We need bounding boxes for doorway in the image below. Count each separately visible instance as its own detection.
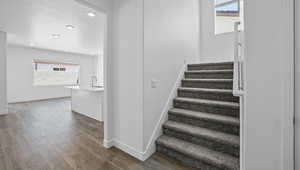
[0,0,109,148]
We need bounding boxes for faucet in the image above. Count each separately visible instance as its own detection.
[91,76,98,88]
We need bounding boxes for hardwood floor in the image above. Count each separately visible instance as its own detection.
[0,98,196,170]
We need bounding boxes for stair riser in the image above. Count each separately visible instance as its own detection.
[182,80,233,89]
[163,128,239,157]
[188,64,233,71]
[185,72,233,79]
[178,90,239,102]
[156,144,232,170]
[169,113,239,135]
[173,100,239,117]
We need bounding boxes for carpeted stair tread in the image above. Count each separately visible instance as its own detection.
[178,87,233,94]
[187,62,234,71]
[188,62,233,67]
[178,87,239,102]
[181,79,233,90]
[163,121,239,147]
[186,70,233,73]
[182,78,233,82]
[157,135,239,170]
[156,61,240,169]
[169,108,239,126]
[174,97,239,109]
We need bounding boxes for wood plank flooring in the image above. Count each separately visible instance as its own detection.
[0,98,196,170]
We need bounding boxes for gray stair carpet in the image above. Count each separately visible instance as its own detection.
[178,87,239,102]
[185,70,233,79]
[182,79,233,89]
[156,61,240,170]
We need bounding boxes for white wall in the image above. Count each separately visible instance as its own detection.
[79,54,96,88]
[94,55,104,86]
[112,0,144,153]
[199,0,235,62]
[296,0,300,169]
[215,16,240,35]
[79,0,146,156]
[143,0,199,150]
[7,45,96,103]
[82,0,200,160]
[244,0,294,169]
[112,0,200,157]
[0,31,7,114]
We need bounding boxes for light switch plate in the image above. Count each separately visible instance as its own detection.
[151,79,158,88]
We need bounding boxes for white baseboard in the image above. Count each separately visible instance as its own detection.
[103,139,114,148]
[142,62,187,161]
[103,139,153,161]
[8,96,71,104]
[0,112,8,116]
[0,106,8,115]
[141,144,156,161]
[113,140,145,161]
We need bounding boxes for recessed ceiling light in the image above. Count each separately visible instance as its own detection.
[88,12,96,17]
[52,34,60,39]
[65,25,75,30]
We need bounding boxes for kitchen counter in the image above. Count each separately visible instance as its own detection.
[65,86,104,92]
[65,86,104,121]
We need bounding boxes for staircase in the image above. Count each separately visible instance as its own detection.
[156,62,240,170]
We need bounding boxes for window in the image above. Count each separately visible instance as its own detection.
[216,0,239,17]
[33,61,80,86]
[215,0,241,34]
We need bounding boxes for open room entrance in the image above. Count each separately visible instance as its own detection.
[0,0,108,148]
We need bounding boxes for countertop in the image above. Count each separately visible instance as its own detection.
[65,86,104,92]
